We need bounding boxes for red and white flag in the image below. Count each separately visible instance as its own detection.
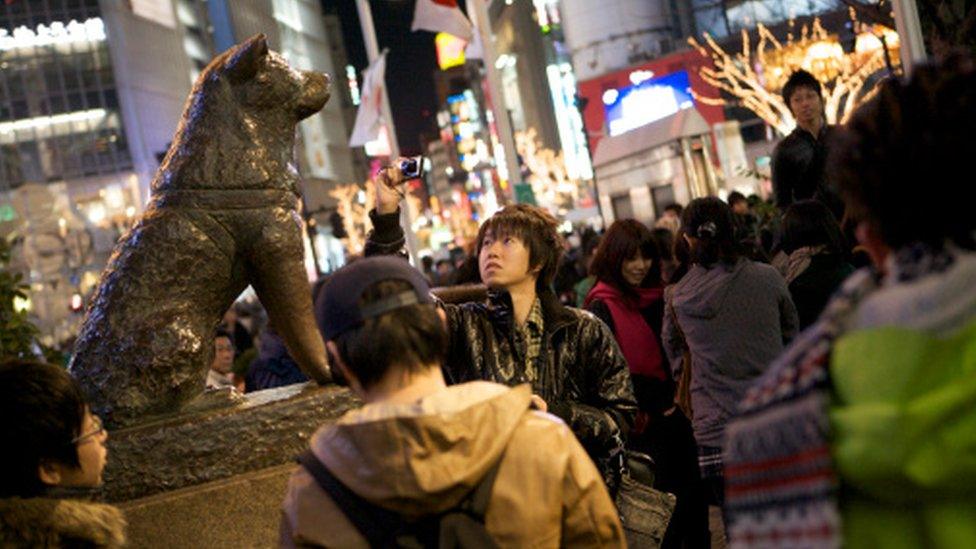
[411,0,473,42]
[349,51,387,147]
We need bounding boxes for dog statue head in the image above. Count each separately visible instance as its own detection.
[155,34,331,192]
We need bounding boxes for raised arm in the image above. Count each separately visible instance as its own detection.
[363,159,412,258]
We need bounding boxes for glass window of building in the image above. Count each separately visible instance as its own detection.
[1,1,131,191]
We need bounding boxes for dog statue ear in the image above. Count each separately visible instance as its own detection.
[225,34,269,83]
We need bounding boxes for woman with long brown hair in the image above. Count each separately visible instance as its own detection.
[585,219,709,548]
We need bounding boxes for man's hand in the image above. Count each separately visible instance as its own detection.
[374,159,410,215]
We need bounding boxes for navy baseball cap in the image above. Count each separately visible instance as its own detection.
[315,256,435,340]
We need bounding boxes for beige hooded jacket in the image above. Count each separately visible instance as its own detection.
[280,381,624,548]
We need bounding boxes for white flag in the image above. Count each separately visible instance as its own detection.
[411,0,473,42]
[465,27,483,60]
[349,52,387,147]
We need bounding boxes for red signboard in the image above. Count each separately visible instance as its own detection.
[576,49,726,153]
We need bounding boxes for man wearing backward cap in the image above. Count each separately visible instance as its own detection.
[279,256,624,547]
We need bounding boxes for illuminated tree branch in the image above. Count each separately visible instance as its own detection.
[688,16,901,136]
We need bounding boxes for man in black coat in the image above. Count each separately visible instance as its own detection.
[771,70,844,220]
[353,165,638,490]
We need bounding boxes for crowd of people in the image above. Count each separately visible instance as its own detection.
[2,56,974,548]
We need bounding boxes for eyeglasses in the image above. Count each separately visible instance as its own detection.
[71,414,105,445]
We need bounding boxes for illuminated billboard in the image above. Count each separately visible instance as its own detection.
[436,32,466,70]
[603,70,694,137]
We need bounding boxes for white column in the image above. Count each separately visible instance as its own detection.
[467,0,522,201]
[891,0,927,75]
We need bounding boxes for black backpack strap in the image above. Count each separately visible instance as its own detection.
[297,450,401,548]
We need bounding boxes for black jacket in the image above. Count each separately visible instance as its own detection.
[789,253,855,330]
[364,209,638,486]
[771,124,844,219]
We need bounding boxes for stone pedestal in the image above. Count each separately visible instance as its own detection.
[104,383,360,545]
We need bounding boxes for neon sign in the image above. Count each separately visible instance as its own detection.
[436,32,466,70]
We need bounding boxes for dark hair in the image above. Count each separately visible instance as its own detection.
[651,228,674,261]
[782,69,822,106]
[663,203,683,216]
[590,220,662,294]
[782,200,848,255]
[421,256,434,270]
[727,191,747,207]
[670,228,691,283]
[331,280,447,389]
[476,204,564,291]
[214,328,233,343]
[830,55,976,250]
[682,197,739,267]
[0,360,87,498]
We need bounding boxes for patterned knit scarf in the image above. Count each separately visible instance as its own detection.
[722,243,958,548]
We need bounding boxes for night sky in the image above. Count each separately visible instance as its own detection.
[322,0,465,155]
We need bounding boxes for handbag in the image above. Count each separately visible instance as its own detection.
[615,451,677,548]
[668,301,693,420]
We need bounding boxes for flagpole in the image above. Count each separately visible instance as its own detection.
[467,0,521,204]
[355,0,420,263]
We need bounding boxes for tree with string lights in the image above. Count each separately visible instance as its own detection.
[688,13,901,135]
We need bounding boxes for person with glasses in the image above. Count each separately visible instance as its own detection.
[0,359,125,547]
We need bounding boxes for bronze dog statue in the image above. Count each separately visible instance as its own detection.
[70,34,332,426]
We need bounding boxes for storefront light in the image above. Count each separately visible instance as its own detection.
[0,18,106,51]
[86,204,106,225]
[346,65,361,106]
[629,70,655,85]
[103,186,125,209]
[13,295,31,313]
[494,53,516,70]
[0,108,107,135]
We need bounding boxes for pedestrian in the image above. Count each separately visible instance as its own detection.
[650,228,677,284]
[206,329,236,390]
[282,256,625,547]
[583,219,710,548]
[728,191,763,261]
[662,197,799,511]
[573,234,602,307]
[779,200,854,329]
[655,203,683,236]
[771,69,844,219]
[244,325,309,392]
[0,359,125,547]
[364,166,637,490]
[724,54,976,549]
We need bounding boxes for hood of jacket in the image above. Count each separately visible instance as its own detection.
[311,381,533,517]
[671,259,748,320]
[0,497,126,548]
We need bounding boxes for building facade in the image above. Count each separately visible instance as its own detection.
[0,0,195,343]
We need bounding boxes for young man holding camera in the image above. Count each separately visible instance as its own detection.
[363,163,637,488]
[281,257,624,546]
